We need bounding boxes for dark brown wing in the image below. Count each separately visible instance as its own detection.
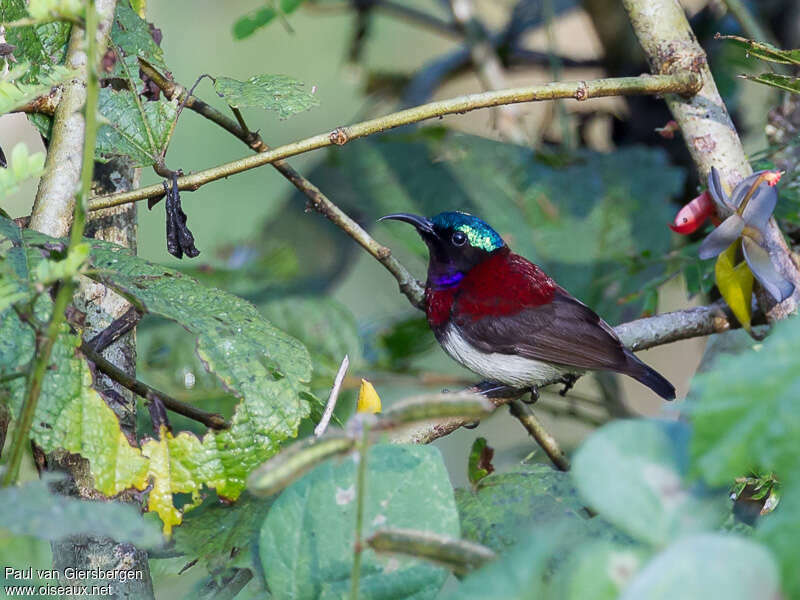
[454,287,630,371]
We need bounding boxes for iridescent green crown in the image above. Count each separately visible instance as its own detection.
[432,211,505,252]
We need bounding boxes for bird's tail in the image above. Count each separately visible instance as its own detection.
[621,350,676,400]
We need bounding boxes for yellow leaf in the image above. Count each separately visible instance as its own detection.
[141,426,204,536]
[357,379,382,414]
[715,241,754,331]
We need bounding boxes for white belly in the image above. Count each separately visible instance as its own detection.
[441,325,571,387]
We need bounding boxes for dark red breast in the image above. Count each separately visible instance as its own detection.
[425,248,556,328]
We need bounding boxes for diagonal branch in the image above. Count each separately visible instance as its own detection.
[137,61,425,308]
[88,72,701,211]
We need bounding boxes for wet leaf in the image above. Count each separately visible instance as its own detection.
[213,74,319,119]
[108,0,167,80]
[714,241,753,331]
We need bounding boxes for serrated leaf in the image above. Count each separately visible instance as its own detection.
[141,426,204,535]
[95,87,177,167]
[714,241,753,330]
[108,0,167,80]
[742,73,800,94]
[87,241,312,499]
[0,63,74,117]
[456,462,589,553]
[721,35,800,65]
[213,74,319,119]
[573,420,727,546]
[619,534,779,599]
[259,444,459,600]
[0,475,162,548]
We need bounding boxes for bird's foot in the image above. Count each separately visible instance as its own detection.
[463,420,480,429]
[522,386,539,404]
[559,374,578,396]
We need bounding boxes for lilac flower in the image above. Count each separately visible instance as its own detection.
[698,167,794,302]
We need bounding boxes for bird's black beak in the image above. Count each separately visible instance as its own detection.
[378,213,435,236]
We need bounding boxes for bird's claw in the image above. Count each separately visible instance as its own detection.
[522,386,539,404]
[559,374,578,396]
[463,420,480,429]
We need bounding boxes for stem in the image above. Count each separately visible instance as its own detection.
[137,61,425,307]
[508,400,571,471]
[351,422,370,600]
[80,342,229,430]
[722,0,777,46]
[3,0,104,486]
[88,73,701,211]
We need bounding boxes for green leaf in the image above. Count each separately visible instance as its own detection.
[95,87,177,167]
[0,142,46,197]
[720,35,800,65]
[25,0,83,21]
[108,0,167,80]
[34,241,89,284]
[455,462,588,553]
[88,241,312,499]
[688,316,800,485]
[261,297,362,382]
[466,437,493,487]
[572,420,726,546]
[1,0,71,84]
[548,540,647,600]
[232,0,307,39]
[173,492,272,573]
[0,475,162,548]
[0,63,74,117]
[741,73,800,95]
[756,481,800,597]
[619,534,780,599]
[213,74,319,119]
[258,444,459,600]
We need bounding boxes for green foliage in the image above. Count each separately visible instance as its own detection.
[618,534,779,599]
[0,63,74,117]
[108,1,168,80]
[466,437,493,487]
[456,462,588,553]
[213,74,319,119]
[0,143,46,198]
[25,0,82,21]
[258,444,459,600]
[573,420,726,546]
[95,87,177,167]
[308,129,684,322]
[0,476,162,548]
[1,0,71,83]
[233,0,307,39]
[721,35,800,65]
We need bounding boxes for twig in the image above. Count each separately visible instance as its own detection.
[88,73,701,212]
[80,342,230,430]
[1,1,110,487]
[137,61,425,308]
[508,399,570,471]
[351,421,370,600]
[392,302,733,445]
[315,355,350,437]
[622,0,800,321]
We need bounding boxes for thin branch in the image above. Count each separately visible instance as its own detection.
[315,355,349,437]
[351,421,370,600]
[722,0,777,46]
[136,60,425,308]
[375,1,460,39]
[508,399,570,471]
[88,73,701,211]
[85,305,141,353]
[621,0,800,321]
[392,302,733,445]
[80,342,230,430]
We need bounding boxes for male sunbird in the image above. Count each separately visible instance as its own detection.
[380,211,675,400]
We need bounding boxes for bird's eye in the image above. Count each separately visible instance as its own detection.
[451,231,467,246]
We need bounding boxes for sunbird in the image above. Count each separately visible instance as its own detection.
[380,211,675,400]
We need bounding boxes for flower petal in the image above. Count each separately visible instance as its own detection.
[741,236,795,302]
[707,167,733,212]
[698,214,745,259]
[731,171,778,230]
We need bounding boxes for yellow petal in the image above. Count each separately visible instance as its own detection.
[357,379,382,414]
[715,241,753,331]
